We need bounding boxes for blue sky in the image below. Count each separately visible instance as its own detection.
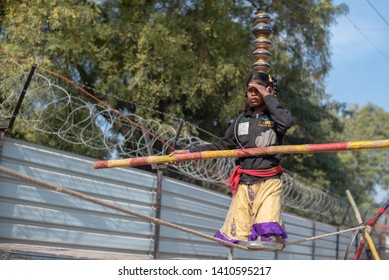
[327,0,389,204]
[327,0,389,112]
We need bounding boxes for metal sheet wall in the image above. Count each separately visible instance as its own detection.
[0,138,156,259]
[0,138,356,259]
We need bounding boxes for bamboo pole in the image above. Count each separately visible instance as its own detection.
[345,190,380,260]
[93,139,389,169]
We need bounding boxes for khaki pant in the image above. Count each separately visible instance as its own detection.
[217,178,286,242]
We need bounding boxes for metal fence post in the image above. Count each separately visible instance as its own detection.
[1,64,37,164]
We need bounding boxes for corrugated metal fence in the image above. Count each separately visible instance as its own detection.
[0,137,357,259]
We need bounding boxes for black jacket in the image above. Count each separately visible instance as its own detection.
[191,95,293,184]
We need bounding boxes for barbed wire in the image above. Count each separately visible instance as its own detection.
[0,53,351,223]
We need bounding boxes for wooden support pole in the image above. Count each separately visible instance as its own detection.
[345,190,380,260]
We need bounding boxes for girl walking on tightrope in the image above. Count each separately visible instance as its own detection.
[171,72,293,247]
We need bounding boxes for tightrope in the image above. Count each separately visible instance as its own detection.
[0,166,362,252]
[286,225,365,246]
[0,166,248,251]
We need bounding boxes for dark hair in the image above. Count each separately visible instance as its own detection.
[245,72,278,95]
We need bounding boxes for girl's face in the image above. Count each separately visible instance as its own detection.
[246,80,265,107]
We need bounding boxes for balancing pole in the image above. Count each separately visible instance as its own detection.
[93,139,389,169]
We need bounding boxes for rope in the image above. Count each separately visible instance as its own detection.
[0,166,247,251]
[0,165,365,253]
[285,225,366,246]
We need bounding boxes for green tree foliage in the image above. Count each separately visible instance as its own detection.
[0,1,345,127]
[334,104,389,203]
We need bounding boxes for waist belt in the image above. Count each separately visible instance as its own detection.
[227,165,283,195]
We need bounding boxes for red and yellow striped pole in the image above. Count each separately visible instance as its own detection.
[93,139,389,169]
